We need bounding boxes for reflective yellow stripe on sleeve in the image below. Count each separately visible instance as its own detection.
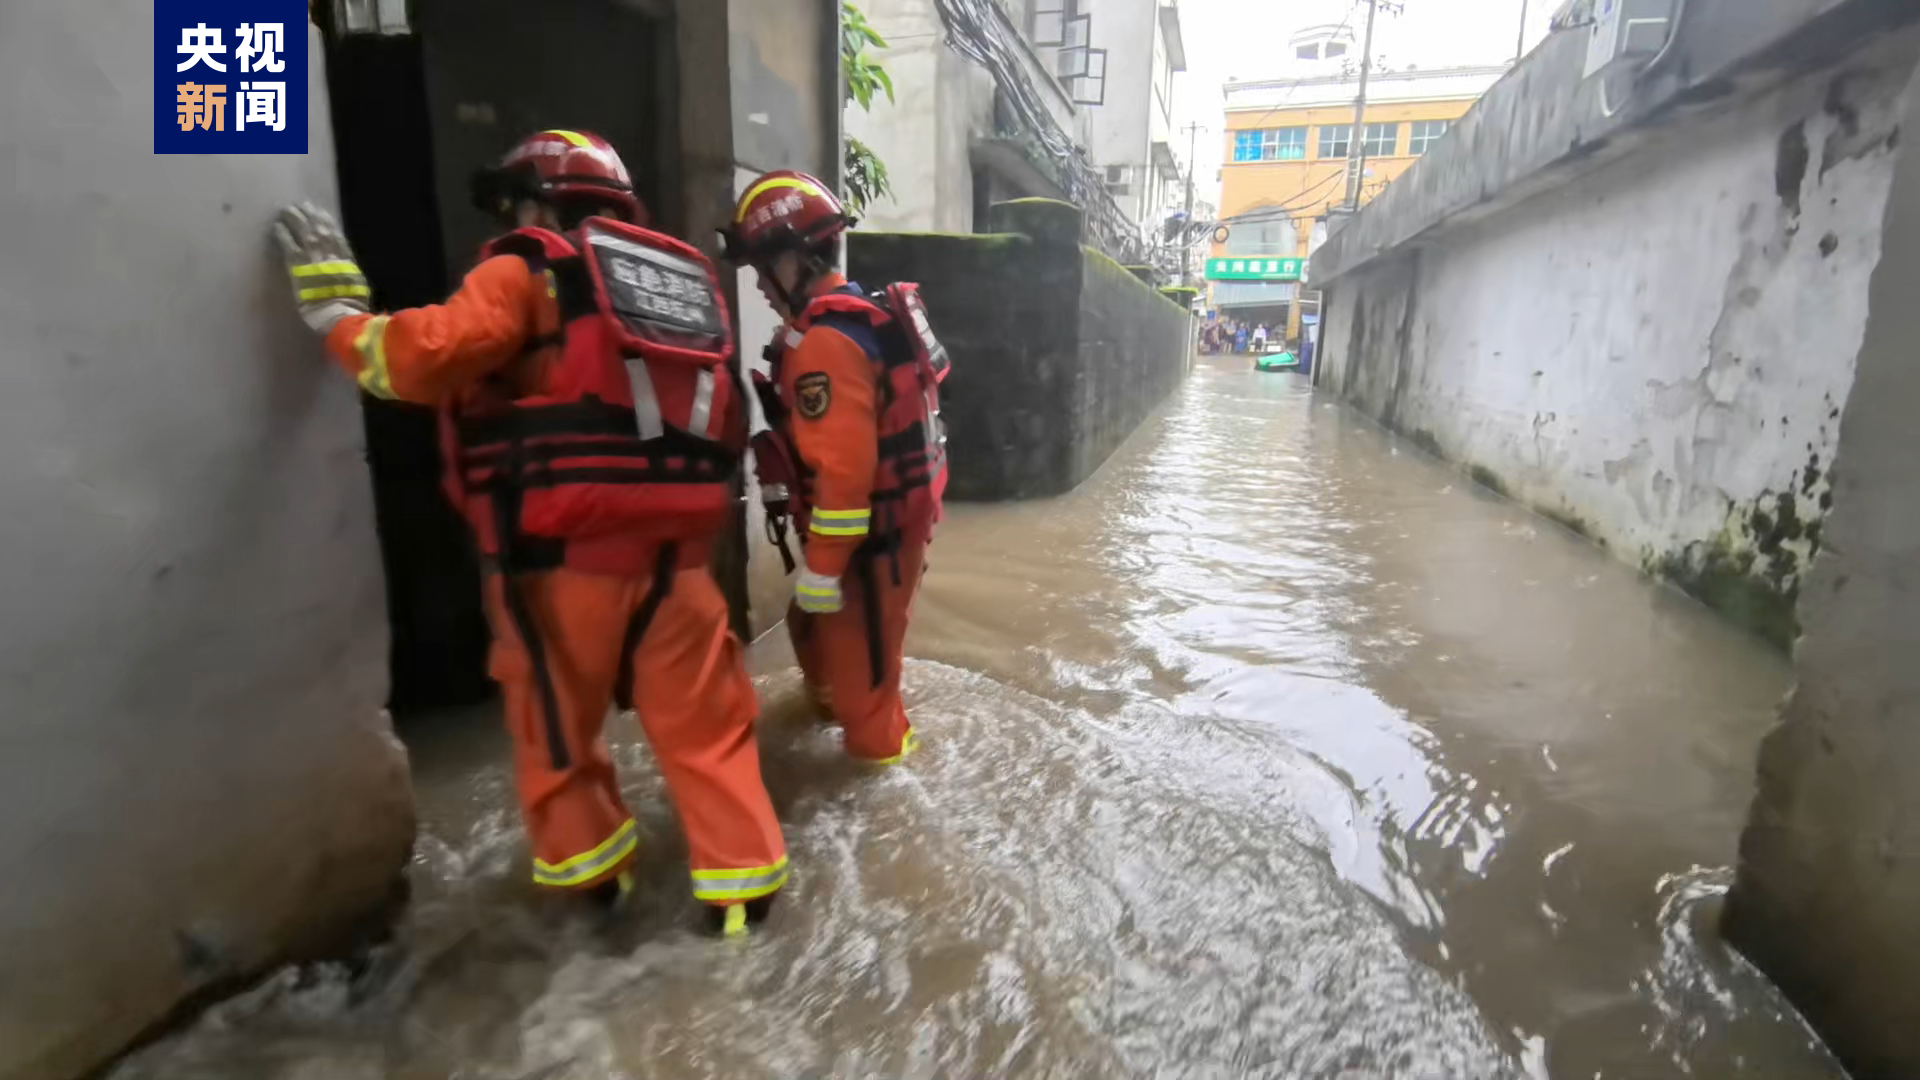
[809,507,871,538]
[531,819,639,887]
[298,284,373,301]
[690,855,790,902]
[291,260,363,277]
[352,315,397,400]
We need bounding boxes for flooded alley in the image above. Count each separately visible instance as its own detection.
[113,359,1840,1080]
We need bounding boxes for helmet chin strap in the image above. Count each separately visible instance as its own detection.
[767,251,834,319]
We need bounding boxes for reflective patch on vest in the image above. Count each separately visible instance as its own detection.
[627,359,665,440]
[795,372,832,420]
[689,368,717,438]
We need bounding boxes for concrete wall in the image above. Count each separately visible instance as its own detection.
[844,0,993,233]
[850,199,1191,500]
[1315,24,1920,649]
[1720,71,1920,1068]
[0,17,415,1080]
[1723,74,1920,1080]
[722,0,846,636]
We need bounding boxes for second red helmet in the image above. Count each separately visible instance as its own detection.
[721,170,852,264]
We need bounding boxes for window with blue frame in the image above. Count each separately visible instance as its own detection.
[1232,127,1308,162]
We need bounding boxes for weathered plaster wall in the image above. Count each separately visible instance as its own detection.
[1724,78,1920,1079]
[844,0,994,233]
[0,17,415,1080]
[726,0,845,635]
[850,200,1191,500]
[1317,39,1918,646]
[730,0,836,179]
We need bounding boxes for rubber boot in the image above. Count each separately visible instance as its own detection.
[703,894,777,937]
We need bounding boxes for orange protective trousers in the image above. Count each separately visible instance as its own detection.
[786,536,927,762]
[484,552,788,901]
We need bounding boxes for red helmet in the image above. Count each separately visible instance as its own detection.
[720,170,852,264]
[470,129,647,224]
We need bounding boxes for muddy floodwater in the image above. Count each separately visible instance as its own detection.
[113,359,1842,1079]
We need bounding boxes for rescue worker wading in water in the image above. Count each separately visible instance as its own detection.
[720,171,950,763]
[272,130,787,935]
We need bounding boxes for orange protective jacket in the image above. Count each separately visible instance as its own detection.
[325,253,716,577]
[778,273,882,581]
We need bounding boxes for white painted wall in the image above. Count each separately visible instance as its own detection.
[844,0,992,232]
[0,17,414,1080]
[1085,0,1167,228]
[1320,38,1917,612]
[1727,86,1920,1072]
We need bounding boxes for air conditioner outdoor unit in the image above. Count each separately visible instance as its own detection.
[1583,0,1674,79]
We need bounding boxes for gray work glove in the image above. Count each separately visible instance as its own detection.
[272,202,371,334]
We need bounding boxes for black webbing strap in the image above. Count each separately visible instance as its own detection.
[857,553,885,690]
[612,542,680,714]
[492,469,571,771]
[766,511,797,575]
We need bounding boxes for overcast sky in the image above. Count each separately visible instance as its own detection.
[1172,0,1563,203]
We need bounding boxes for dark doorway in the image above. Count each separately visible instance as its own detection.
[317,7,493,719]
[314,1,673,721]
[415,0,669,268]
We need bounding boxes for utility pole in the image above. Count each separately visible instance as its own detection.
[1342,0,1381,211]
[1181,121,1204,283]
[1515,0,1529,61]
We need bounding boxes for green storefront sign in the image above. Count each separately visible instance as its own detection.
[1206,256,1306,282]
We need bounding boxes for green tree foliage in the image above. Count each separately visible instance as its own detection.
[842,1,893,215]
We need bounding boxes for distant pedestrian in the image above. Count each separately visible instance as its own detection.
[1233,323,1249,353]
[1251,323,1269,352]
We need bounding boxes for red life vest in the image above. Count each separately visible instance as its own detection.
[752,282,949,562]
[440,221,740,570]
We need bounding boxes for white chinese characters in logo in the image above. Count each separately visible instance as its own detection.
[176,23,226,72]
[235,23,286,74]
[235,82,286,132]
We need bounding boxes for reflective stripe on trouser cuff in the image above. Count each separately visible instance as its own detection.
[353,315,397,400]
[858,728,918,766]
[691,855,790,901]
[532,818,639,887]
[809,508,870,537]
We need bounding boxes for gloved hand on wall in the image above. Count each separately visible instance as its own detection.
[271,202,371,334]
[795,569,844,614]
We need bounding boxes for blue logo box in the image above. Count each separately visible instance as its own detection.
[154,0,309,154]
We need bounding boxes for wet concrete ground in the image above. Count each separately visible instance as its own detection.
[112,359,1840,1079]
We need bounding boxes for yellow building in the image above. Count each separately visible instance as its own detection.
[1210,25,1507,345]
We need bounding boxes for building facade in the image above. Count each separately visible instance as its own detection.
[1082,0,1188,242]
[1210,23,1506,345]
[849,0,1186,269]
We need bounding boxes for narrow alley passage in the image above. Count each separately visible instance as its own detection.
[113,359,1839,1079]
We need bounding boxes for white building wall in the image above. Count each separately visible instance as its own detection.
[1319,42,1916,625]
[1084,0,1164,228]
[0,16,414,1080]
[844,0,990,233]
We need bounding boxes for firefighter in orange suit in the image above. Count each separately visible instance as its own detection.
[272,130,786,935]
[720,171,949,763]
